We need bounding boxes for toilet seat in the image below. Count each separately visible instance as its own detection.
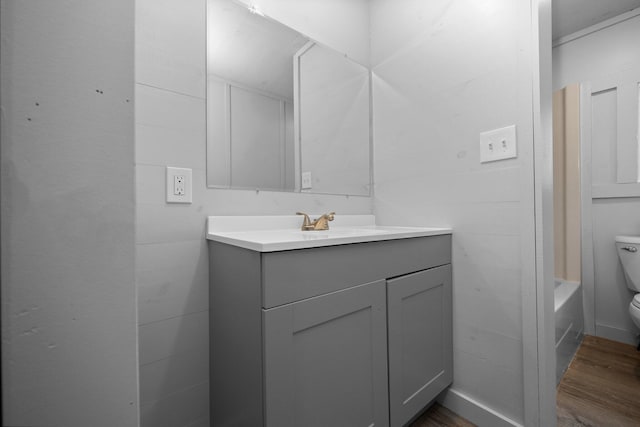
[633,294,640,309]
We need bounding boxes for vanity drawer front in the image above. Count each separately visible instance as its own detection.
[261,234,451,308]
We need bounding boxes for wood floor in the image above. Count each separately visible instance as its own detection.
[557,335,640,427]
[409,403,475,427]
[409,335,640,427]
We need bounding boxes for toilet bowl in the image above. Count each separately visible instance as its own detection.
[629,294,640,329]
[615,236,640,330]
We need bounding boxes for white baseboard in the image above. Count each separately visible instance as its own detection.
[595,323,637,346]
[438,388,523,427]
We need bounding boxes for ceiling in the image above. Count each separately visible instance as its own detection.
[553,0,640,40]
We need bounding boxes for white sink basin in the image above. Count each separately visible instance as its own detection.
[206,215,451,252]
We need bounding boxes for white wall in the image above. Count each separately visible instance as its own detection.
[0,1,139,426]
[552,12,640,91]
[553,11,640,344]
[371,0,538,425]
[135,1,371,426]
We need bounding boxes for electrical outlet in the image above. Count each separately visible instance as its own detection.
[174,175,185,195]
[301,171,312,190]
[166,167,192,203]
[480,125,517,163]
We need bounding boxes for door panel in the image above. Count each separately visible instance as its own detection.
[264,280,389,427]
[387,265,452,426]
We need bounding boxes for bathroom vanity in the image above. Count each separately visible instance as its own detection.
[207,215,452,427]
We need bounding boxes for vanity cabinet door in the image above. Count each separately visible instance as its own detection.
[387,265,453,427]
[263,280,389,427]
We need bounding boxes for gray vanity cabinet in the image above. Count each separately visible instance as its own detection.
[209,234,452,427]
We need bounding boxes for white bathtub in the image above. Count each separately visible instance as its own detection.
[555,279,584,384]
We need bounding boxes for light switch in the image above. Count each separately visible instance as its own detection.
[166,167,192,203]
[480,125,517,163]
[301,171,312,190]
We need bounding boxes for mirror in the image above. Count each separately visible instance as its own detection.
[206,0,372,196]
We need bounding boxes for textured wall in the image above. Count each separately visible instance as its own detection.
[135,1,372,426]
[1,1,138,426]
[370,0,537,424]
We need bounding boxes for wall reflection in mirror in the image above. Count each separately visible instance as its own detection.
[206,0,372,196]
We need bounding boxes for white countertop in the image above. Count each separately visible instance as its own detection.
[206,215,452,252]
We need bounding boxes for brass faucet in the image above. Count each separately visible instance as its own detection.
[296,212,335,231]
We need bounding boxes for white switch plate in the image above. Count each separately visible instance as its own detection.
[166,166,192,203]
[480,125,517,163]
[301,171,312,190]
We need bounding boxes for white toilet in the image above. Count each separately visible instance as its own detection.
[615,235,640,331]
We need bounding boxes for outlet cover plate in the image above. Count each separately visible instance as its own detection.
[166,166,192,203]
[480,125,517,163]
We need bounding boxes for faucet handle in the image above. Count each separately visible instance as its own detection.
[296,212,313,230]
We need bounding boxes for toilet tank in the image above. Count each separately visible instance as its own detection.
[616,235,640,292]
